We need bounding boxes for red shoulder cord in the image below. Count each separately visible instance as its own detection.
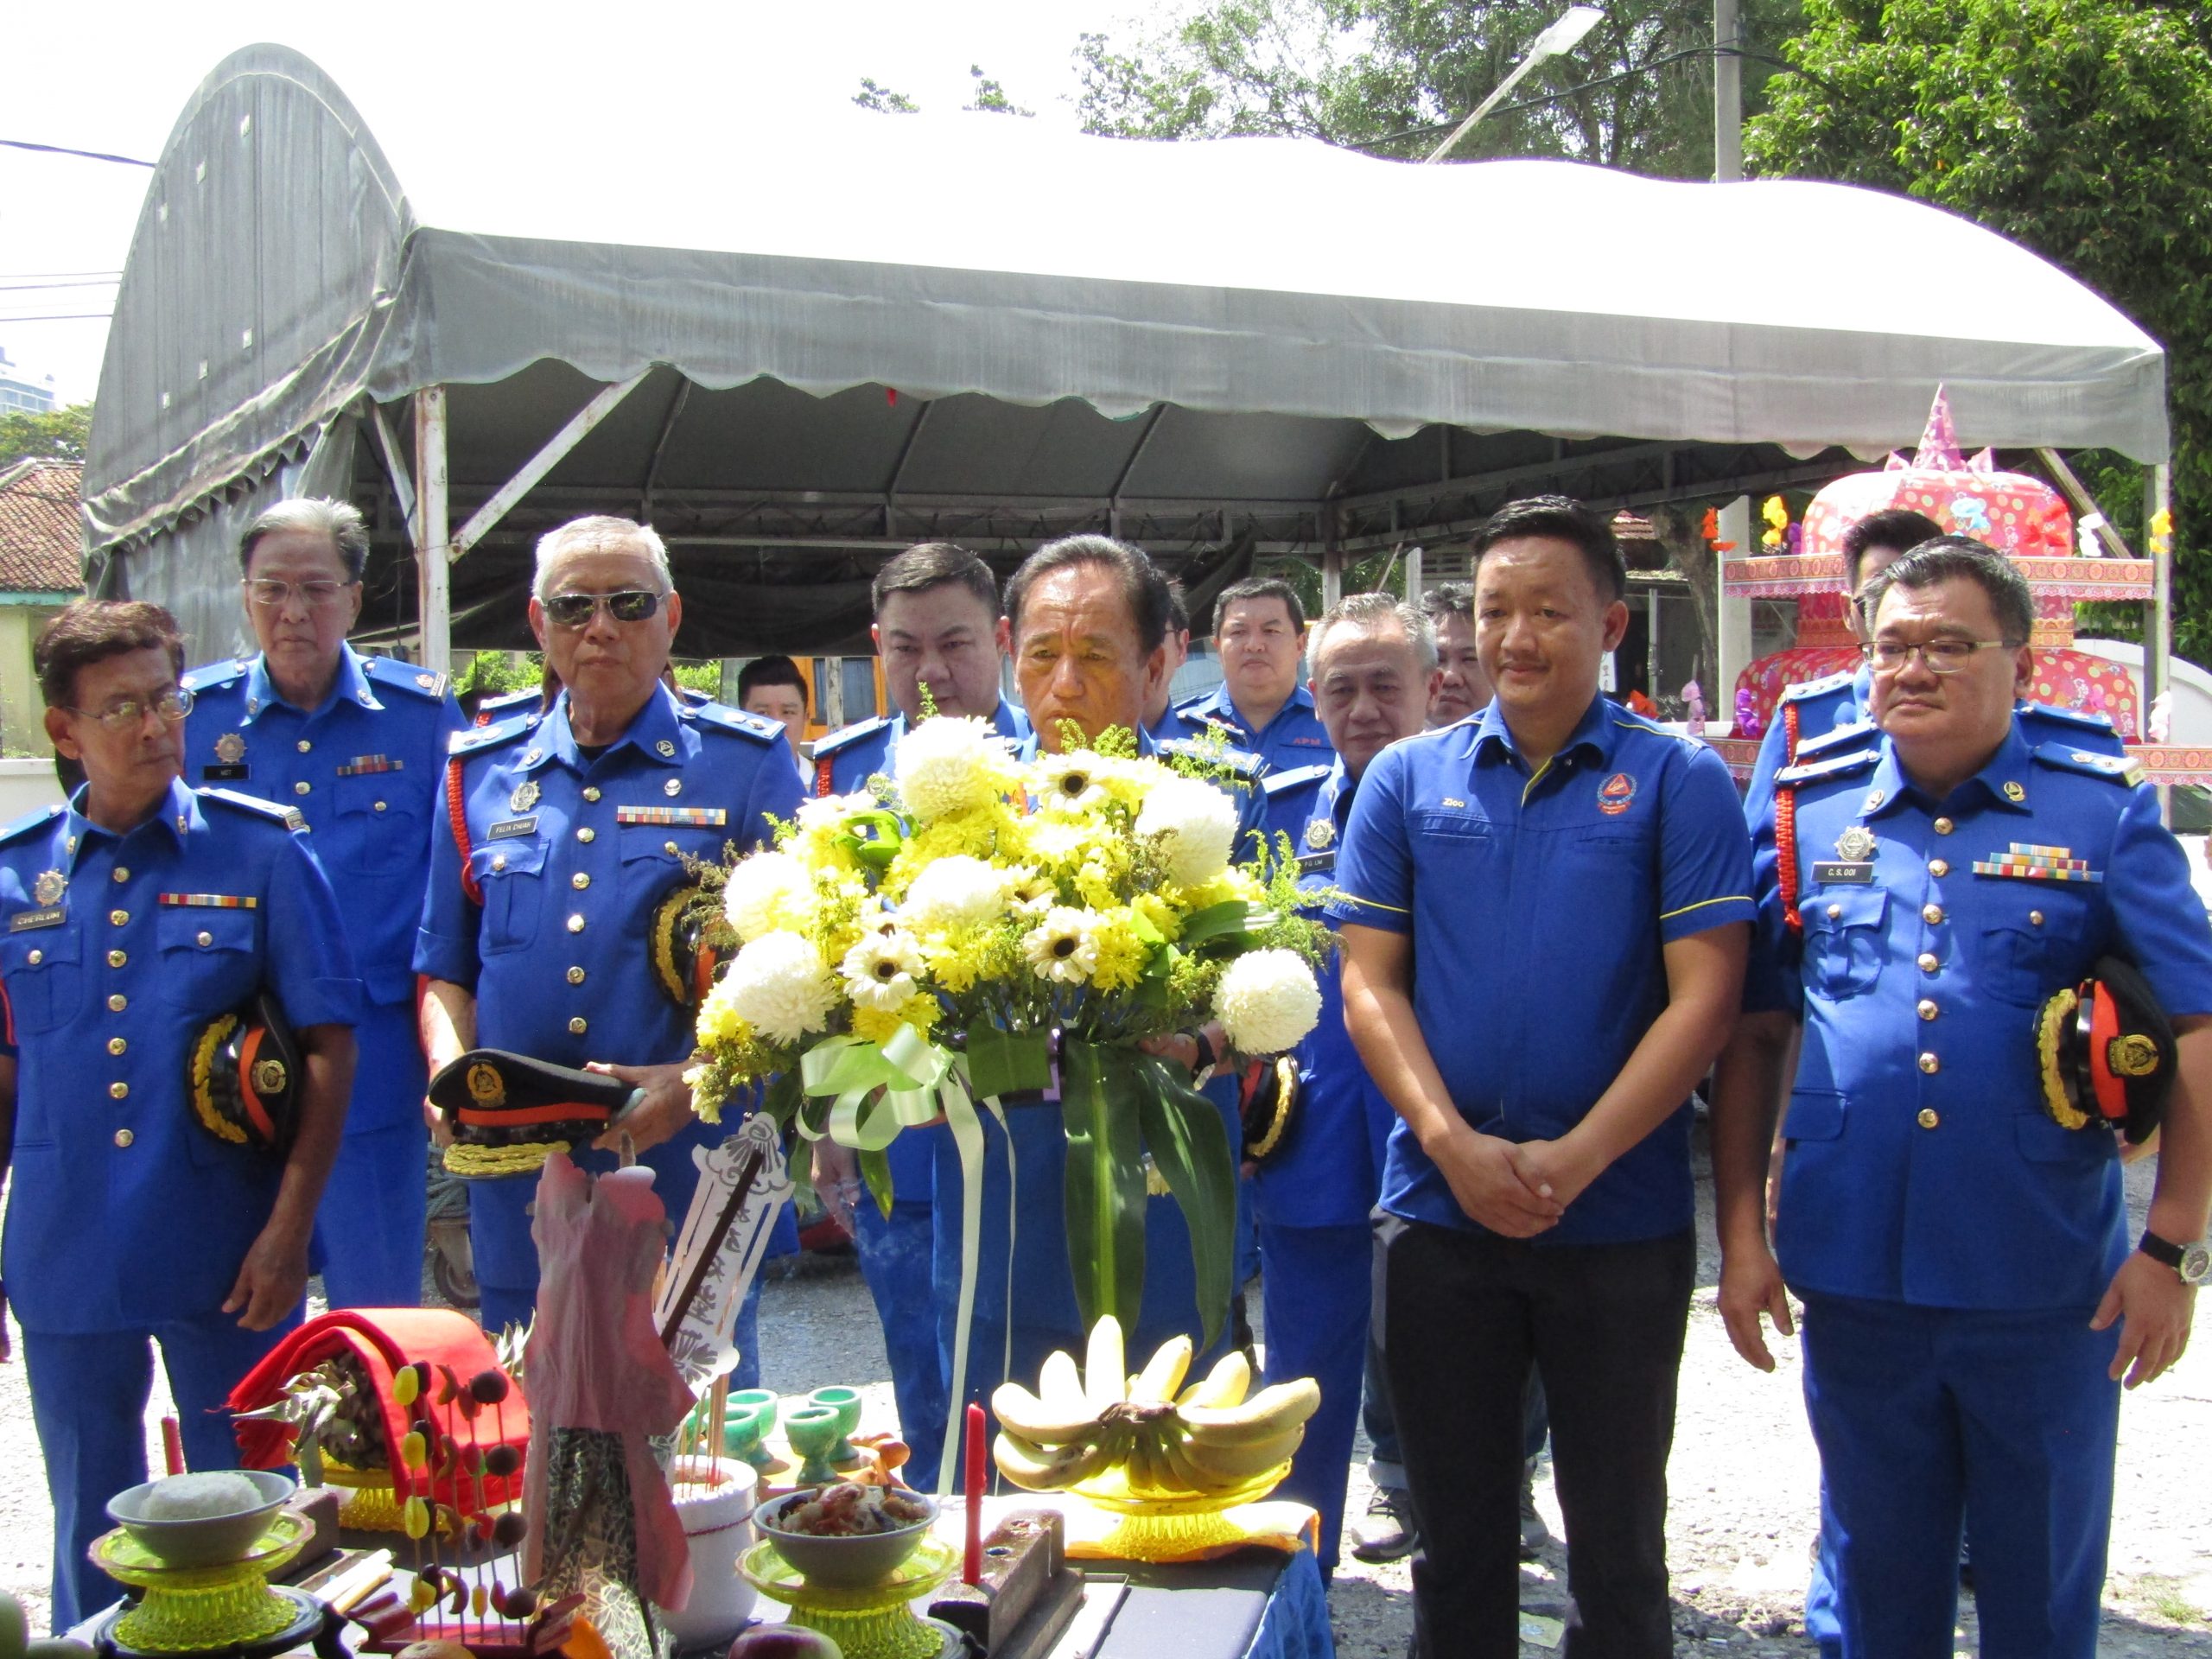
[1776,701,1802,934]
[815,754,837,798]
[447,755,482,906]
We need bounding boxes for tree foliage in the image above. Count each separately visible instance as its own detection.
[966,65,1034,117]
[1074,0,1801,175]
[0,402,92,470]
[854,77,919,114]
[1747,0,2212,661]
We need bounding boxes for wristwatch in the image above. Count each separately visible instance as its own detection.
[2138,1229,2212,1285]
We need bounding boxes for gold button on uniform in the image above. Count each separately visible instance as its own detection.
[1933,817,1955,836]
[1917,952,1939,974]
[1929,859,1949,877]
[664,840,678,855]
[296,740,312,753]
[1917,1108,1940,1129]
[492,854,508,872]
[568,914,585,933]
[374,800,387,812]
[196,931,212,947]
[26,949,41,965]
[108,994,127,1012]
[1922,903,1945,925]
[1918,1052,1940,1074]
[1825,903,1842,919]
[107,950,126,968]
[2029,911,2044,926]
[108,1037,127,1055]
[568,1017,588,1035]
[1917,999,1938,1021]
[294,781,311,796]
[582,786,602,803]
[567,966,585,985]
[111,909,128,925]
[113,867,130,883]
[577,827,595,843]
[571,872,590,890]
[110,1081,128,1099]
[114,1128,135,1148]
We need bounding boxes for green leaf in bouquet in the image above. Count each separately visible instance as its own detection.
[964,1022,1053,1100]
[1059,1040,1151,1336]
[1177,898,1267,950]
[1134,1052,1237,1346]
[834,807,906,872]
[859,1145,895,1220]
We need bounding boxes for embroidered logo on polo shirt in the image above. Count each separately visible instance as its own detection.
[1598,772,1637,817]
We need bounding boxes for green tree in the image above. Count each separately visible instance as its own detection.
[1075,0,1802,175]
[854,77,919,114]
[966,65,1034,117]
[0,401,92,469]
[1748,0,2212,661]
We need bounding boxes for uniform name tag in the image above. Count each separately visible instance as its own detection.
[1811,861,1874,885]
[487,817,539,839]
[1296,850,1337,875]
[10,906,64,931]
[202,764,250,782]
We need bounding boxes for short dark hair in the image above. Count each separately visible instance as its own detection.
[872,542,1001,618]
[1005,535,1171,655]
[1211,575,1305,637]
[1859,534,2034,645]
[1474,495,1626,604]
[36,600,186,709]
[1165,582,1191,637]
[1842,508,1944,591]
[238,497,371,582]
[737,654,807,710]
[1417,581,1472,624]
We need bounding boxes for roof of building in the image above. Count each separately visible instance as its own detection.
[0,459,86,595]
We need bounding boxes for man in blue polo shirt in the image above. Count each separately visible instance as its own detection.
[1336,496,1752,1657]
[1173,576,1332,770]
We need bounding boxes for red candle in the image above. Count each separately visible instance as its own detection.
[161,1416,185,1476]
[963,1402,987,1585]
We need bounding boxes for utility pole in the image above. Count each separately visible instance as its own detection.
[1713,0,1742,181]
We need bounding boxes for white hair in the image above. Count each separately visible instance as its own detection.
[1309,593,1438,677]
[531,516,673,601]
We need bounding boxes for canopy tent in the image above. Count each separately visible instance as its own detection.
[84,43,2170,674]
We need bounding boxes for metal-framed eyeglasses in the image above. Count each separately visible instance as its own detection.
[65,687,196,728]
[244,578,357,610]
[1862,638,2022,675]
[542,589,665,628]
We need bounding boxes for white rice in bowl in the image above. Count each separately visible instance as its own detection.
[139,1471,265,1520]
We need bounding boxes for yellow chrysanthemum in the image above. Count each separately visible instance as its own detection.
[1133,893,1184,942]
[851,996,941,1046]
[1090,907,1149,992]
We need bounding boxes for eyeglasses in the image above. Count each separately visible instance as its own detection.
[1863,639,2021,675]
[244,578,355,610]
[66,688,195,728]
[542,589,664,628]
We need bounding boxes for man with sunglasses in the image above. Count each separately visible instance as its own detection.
[416,516,802,1340]
[2,600,360,1630]
[1716,537,2212,1658]
[181,499,465,1311]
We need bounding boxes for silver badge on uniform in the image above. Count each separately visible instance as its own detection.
[1303,819,1335,851]
[214,732,246,764]
[656,739,676,757]
[510,779,540,814]
[1835,825,1876,861]
[32,869,67,906]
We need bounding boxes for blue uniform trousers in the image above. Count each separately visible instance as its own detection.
[1257,1220,1369,1576]
[852,1192,949,1490]
[24,1312,296,1631]
[1798,1292,2120,1659]
[312,1001,429,1309]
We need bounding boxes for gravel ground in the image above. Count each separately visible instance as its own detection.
[3,1132,2208,1655]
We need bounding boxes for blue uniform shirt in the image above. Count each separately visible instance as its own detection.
[415,686,802,1294]
[182,647,464,1020]
[1173,682,1332,773]
[1332,695,1755,1244]
[812,699,1031,800]
[1751,722,2212,1311]
[1253,760,1394,1229]
[0,779,361,1332]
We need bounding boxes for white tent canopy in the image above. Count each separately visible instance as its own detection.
[84,43,2169,663]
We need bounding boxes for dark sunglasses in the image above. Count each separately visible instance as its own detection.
[543,589,664,628]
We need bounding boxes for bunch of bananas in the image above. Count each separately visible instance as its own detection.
[991,1315,1320,1500]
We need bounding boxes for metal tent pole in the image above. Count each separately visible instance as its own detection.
[415,386,451,673]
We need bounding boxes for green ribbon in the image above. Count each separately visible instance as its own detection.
[797,1027,952,1150]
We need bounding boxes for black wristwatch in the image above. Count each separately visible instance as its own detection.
[2138,1229,2212,1286]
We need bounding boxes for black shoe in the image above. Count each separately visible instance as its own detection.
[1519,1462,1552,1559]
[1351,1487,1420,1563]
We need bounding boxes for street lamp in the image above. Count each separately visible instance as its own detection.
[1423,5,1605,162]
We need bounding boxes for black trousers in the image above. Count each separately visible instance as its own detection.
[1375,1214,1695,1659]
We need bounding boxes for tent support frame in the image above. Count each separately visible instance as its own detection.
[414,387,450,673]
[452,372,650,560]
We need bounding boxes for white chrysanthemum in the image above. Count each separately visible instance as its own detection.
[894,716,1011,821]
[899,855,1009,932]
[726,931,839,1044]
[1035,754,1109,813]
[840,928,927,1011]
[1022,906,1103,985]
[1004,866,1058,915]
[722,850,813,942]
[1213,949,1323,1054]
[1135,775,1240,887]
[796,791,879,833]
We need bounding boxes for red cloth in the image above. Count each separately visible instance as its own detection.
[226,1307,531,1510]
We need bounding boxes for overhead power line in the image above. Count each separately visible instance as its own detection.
[0,312,114,322]
[1,137,155,167]
[0,280,119,292]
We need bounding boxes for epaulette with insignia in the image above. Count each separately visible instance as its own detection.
[1793,719,1878,763]
[1775,747,1879,788]
[689,701,782,744]
[448,712,537,757]
[2022,701,2118,734]
[1780,670,1857,702]
[2032,741,2145,788]
[811,715,894,758]
[474,687,544,721]
[1262,763,1332,798]
[0,803,64,845]
[677,685,714,708]
[1159,737,1265,780]
[362,655,451,700]
[181,658,250,694]
[200,787,308,832]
